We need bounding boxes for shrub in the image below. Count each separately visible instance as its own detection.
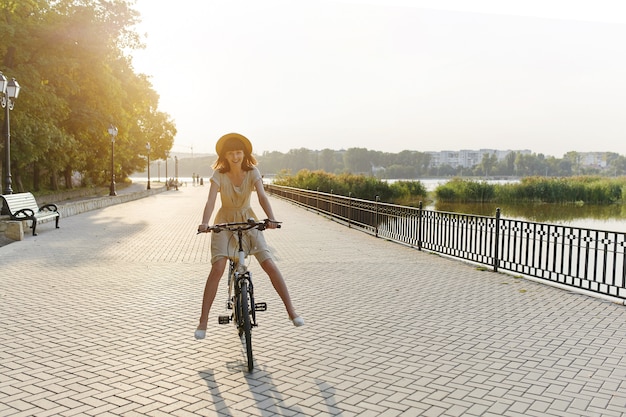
[435,176,626,204]
[434,178,495,202]
[273,170,426,204]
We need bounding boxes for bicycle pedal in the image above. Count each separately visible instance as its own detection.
[254,302,267,312]
[218,315,231,324]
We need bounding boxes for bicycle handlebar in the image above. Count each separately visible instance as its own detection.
[197,218,281,234]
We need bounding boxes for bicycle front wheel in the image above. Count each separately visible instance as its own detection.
[239,280,254,372]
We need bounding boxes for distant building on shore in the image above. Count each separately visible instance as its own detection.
[426,149,532,169]
[426,149,613,170]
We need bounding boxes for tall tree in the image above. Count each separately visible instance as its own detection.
[343,147,372,174]
[0,0,175,191]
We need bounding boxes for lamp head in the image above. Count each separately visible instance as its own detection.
[6,78,20,99]
[0,72,7,95]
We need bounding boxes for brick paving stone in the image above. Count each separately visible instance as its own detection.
[445,404,471,417]
[421,405,447,417]
[2,186,626,416]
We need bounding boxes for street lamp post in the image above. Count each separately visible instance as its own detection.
[146,142,151,190]
[108,125,118,196]
[165,151,169,189]
[1,73,21,195]
[174,156,179,191]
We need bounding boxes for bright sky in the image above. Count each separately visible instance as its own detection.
[130,0,626,158]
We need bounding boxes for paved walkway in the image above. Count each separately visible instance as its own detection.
[1,186,625,417]
[0,182,166,248]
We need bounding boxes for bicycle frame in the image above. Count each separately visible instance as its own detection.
[223,225,260,330]
[202,218,277,371]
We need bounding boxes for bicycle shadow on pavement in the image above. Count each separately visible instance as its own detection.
[315,379,342,415]
[198,370,234,416]
[198,349,338,414]
[243,367,305,416]
[199,364,305,415]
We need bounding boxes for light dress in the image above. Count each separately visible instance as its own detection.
[210,166,271,264]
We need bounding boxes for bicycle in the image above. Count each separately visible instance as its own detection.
[198,218,280,372]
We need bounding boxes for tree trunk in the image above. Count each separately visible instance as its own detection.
[64,167,73,189]
[33,163,40,192]
[50,171,59,191]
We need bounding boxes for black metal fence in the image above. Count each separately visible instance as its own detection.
[266,184,626,301]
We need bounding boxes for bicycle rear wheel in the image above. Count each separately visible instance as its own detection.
[239,280,254,371]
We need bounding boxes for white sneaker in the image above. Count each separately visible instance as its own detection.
[292,316,305,327]
[194,329,206,340]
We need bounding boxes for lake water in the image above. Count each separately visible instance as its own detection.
[391,178,626,233]
[390,178,520,192]
[430,201,626,233]
[413,178,626,233]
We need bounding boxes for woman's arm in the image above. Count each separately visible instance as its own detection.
[198,181,219,231]
[254,179,279,228]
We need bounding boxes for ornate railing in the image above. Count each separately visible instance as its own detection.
[266,184,626,301]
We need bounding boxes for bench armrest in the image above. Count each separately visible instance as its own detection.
[40,203,58,212]
[13,208,35,219]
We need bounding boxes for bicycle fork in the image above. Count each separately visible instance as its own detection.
[218,261,267,326]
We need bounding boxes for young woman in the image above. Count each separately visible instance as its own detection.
[195,133,304,339]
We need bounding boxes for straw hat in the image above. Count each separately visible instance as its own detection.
[215,133,252,156]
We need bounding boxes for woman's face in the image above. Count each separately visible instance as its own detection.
[225,149,244,165]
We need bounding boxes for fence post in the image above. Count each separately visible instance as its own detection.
[418,201,423,251]
[375,195,380,238]
[348,192,352,228]
[316,187,320,214]
[330,189,334,220]
[494,207,501,272]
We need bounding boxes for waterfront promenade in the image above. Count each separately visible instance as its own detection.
[1,185,626,416]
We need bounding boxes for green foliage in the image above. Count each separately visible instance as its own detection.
[497,176,624,204]
[257,147,626,181]
[274,169,426,204]
[389,180,428,206]
[0,0,176,192]
[382,164,416,179]
[435,176,626,204]
[434,178,495,202]
[257,147,432,178]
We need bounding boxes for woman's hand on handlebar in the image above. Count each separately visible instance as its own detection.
[197,223,210,233]
[265,219,281,229]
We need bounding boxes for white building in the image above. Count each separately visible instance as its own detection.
[579,152,608,169]
[427,149,532,168]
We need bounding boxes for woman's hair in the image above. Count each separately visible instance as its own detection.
[212,138,258,173]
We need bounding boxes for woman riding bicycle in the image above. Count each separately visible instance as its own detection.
[195,133,304,340]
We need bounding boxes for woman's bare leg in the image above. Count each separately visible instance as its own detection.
[197,258,228,330]
[260,258,299,320]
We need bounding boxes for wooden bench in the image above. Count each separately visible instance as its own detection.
[0,192,60,236]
